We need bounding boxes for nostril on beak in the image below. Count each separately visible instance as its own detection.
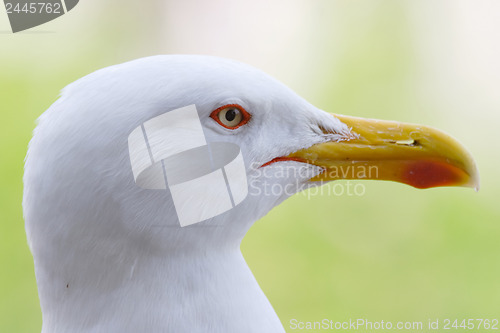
[391,139,418,146]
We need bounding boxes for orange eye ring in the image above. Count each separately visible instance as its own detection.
[210,104,251,130]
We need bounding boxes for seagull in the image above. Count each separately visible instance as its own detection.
[23,55,478,333]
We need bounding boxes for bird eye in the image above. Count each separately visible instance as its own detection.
[210,104,251,129]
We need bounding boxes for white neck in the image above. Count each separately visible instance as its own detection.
[40,244,285,333]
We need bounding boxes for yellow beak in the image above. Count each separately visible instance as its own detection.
[287,114,479,189]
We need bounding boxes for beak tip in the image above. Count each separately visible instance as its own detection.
[469,166,480,192]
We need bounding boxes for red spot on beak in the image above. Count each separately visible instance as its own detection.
[402,160,467,189]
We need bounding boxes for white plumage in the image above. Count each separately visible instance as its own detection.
[23,55,352,333]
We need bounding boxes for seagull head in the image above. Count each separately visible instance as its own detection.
[23,55,478,332]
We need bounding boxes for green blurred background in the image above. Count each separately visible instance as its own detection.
[1,0,499,332]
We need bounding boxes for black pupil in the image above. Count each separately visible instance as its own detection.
[225,109,237,122]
